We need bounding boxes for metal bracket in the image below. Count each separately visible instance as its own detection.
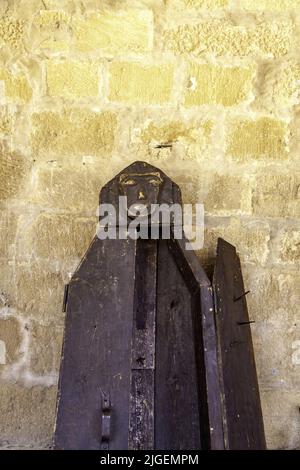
[100,391,111,450]
[62,284,69,313]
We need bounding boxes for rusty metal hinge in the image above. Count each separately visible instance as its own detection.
[100,391,111,450]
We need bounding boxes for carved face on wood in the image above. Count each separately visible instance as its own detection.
[119,171,163,218]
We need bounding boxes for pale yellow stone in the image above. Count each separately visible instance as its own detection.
[261,390,300,449]
[197,218,270,266]
[29,161,104,213]
[163,19,294,57]
[0,16,24,49]
[31,110,116,157]
[39,38,69,52]
[0,143,31,201]
[278,231,300,264]
[0,211,18,259]
[242,0,300,11]
[185,0,228,6]
[0,68,32,103]
[0,383,56,448]
[109,62,173,104]
[29,322,63,375]
[32,10,71,53]
[244,268,300,323]
[20,213,96,262]
[227,117,288,161]
[185,64,254,106]
[0,110,12,135]
[254,60,300,115]
[253,321,300,390]
[34,10,70,27]
[141,120,212,145]
[0,317,22,366]
[253,173,300,217]
[14,261,65,325]
[46,61,99,99]
[73,9,153,54]
[205,174,252,214]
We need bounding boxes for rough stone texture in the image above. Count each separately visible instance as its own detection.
[0,0,299,450]
[0,143,31,201]
[0,317,22,367]
[29,322,63,376]
[13,262,66,325]
[109,62,174,104]
[252,173,300,218]
[204,174,252,215]
[46,61,99,99]
[0,383,56,449]
[0,16,24,50]
[227,117,288,161]
[0,211,19,259]
[241,0,300,11]
[184,0,228,7]
[260,390,300,450]
[73,9,153,54]
[277,230,300,264]
[31,110,117,157]
[18,213,97,262]
[0,68,32,103]
[185,64,254,106]
[163,18,294,58]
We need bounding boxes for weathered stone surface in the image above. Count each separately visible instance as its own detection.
[28,159,106,213]
[31,10,71,53]
[29,322,63,376]
[261,390,300,449]
[197,217,270,266]
[109,62,173,104]
[0,317,22,367]
[0,110,12,135]
[18,213,96,263]
[0,68,32,103]
[46,61,99,99]
[252,173,300,218]
[73,9,153,54]
[241,0,300,11]
[163,19,294,58]
[14,261,65,325]
[253,59,300,116]
[184,0,228,7]
[185,64,254,106]
[243,267,300,323]
[0,382,56,448]
[0,16,24,50]
[31,110,117,157]
[140,119,212,146]
[227,117,288,161]
[0,143,31,202]
[252,321,300,390]
[204,174,252,214]
[277,230,300,264]
[0,210,18,259]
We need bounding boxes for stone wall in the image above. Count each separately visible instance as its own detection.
[0,0,299,449]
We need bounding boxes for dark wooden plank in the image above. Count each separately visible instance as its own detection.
[155,240,201,450]
[54,237,136,450]
[168,236,224,450]
[128,239,157,450]
[213,237,266,450]
[128,369,154,450]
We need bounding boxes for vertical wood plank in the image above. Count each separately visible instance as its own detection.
[128,238,157,450]
[213,237,266,450]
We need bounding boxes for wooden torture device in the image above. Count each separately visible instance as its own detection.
[54,161,266,450]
